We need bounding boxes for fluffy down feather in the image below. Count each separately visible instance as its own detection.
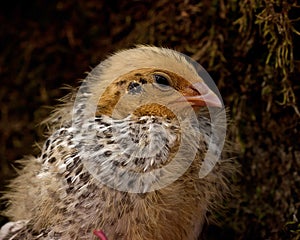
[1,46,234,240]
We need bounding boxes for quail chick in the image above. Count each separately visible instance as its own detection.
[1,46,234,240]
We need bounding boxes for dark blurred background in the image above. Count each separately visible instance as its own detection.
[0,0,299,239]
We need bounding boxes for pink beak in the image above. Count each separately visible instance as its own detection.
[182,82,222,108]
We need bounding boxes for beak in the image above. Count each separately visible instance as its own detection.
[181,82,222,108]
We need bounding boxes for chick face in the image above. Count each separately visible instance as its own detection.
[96,68,221,119]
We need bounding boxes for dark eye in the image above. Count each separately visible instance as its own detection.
[154,74,170,87]
[128,82,142,94]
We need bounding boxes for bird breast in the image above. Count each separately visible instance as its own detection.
[74,115,181,173]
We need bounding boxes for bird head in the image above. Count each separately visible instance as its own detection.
[73,46,225,192]
[85,46,222,120]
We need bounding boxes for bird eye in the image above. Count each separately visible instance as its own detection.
[153,74,170,87]
[128,81,142,94]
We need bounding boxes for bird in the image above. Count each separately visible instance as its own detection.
[0,45,234,240]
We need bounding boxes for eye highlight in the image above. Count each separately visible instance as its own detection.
[153,74,170,87]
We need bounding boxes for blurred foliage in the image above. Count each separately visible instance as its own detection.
[0,0,299,239]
